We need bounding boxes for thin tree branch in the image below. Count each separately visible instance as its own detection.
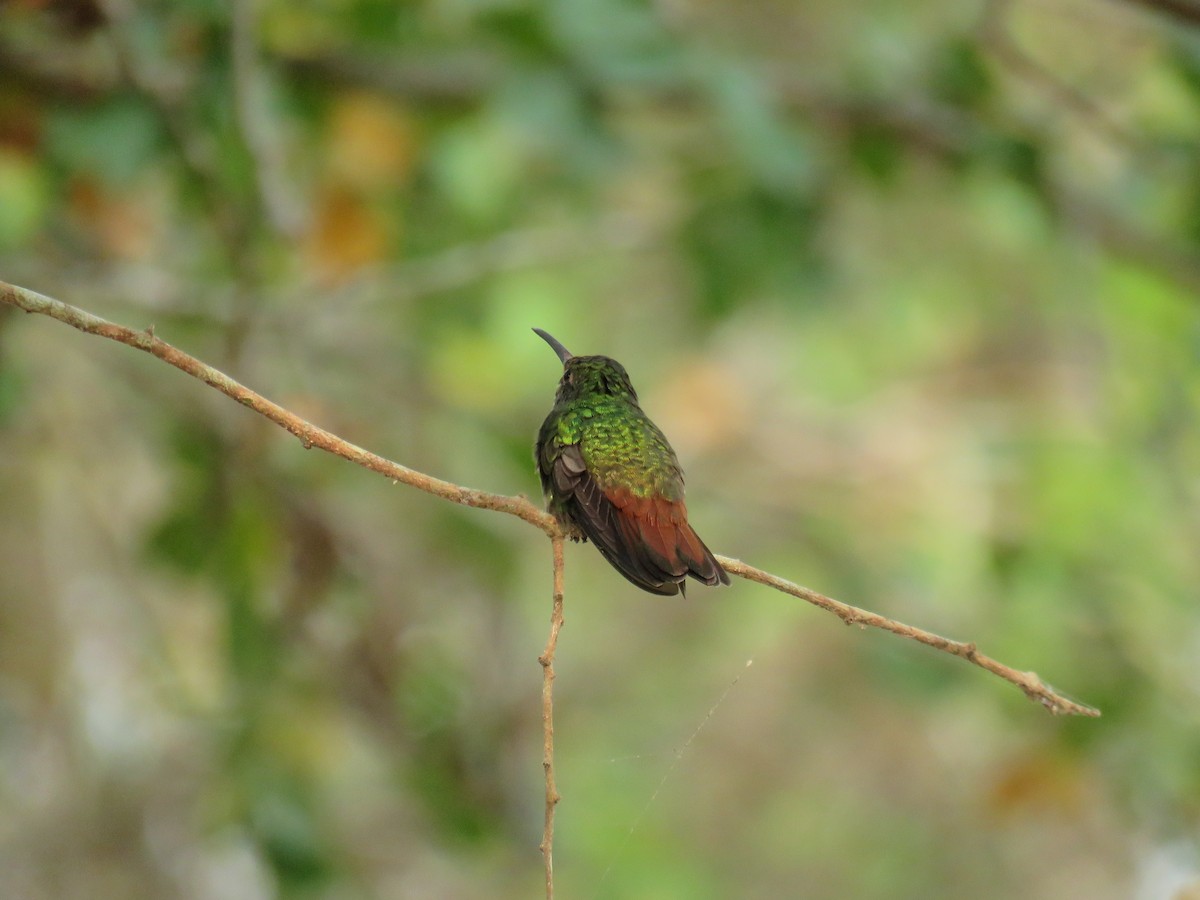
[0,279,555,535]
[716,557,1100,717]
[0,278,1101,898]
[538,535,565,899]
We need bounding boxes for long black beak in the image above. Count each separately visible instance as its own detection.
[533,328,573,365]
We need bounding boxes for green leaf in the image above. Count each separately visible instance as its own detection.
[847,122,905,184]
[928,37,992,110]
[1169,33,1200,101]
[44,93,165,186]
[0,150,49,248]
[683,178,825,314]
[702,61,814,195]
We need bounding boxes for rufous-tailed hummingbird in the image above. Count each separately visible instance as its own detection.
[534,329,729,595]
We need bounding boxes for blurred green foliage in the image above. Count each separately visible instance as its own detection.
[1,0,1199,898]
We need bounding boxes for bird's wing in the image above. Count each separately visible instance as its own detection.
[553,445,727,594]
[604,483,729,590]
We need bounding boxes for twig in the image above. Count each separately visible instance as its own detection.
[717,556,1100,717]
[0,278,1101,898]
[538,536,565,899]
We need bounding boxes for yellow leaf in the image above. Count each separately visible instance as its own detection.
[304,186,393,282]
[326,92,418,191]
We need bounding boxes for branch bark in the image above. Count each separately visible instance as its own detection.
[716,557,1098,717]
[538,536,565,899]
[0,280,554,535]
[0,278,1101,897]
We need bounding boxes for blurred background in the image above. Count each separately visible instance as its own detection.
[1,0,1199,897]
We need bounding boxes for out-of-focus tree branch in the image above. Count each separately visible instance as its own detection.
[4,14,1198,308]
[1117,0,1200,27]
[980,0,1145,153]
[275,48,1200,304]
[230,0,307,238]
[96,0,228,221]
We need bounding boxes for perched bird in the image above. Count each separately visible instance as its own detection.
[534,328,729,596]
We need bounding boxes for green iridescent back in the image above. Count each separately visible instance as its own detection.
[540,356,683,501]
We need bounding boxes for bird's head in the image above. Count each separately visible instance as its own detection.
[534,328,639,403]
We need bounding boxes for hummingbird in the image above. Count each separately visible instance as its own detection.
[534,328,730,596]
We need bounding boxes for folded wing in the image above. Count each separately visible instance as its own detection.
[552,445,728,595]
